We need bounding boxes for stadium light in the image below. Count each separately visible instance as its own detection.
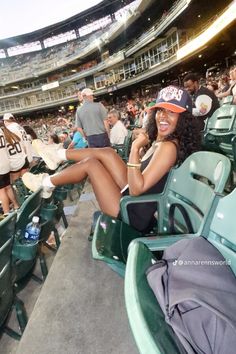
[177,2,236,60]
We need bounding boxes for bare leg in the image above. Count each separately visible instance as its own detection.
[20,168,28,176]
[65,147,127,189]
[10,171,21,183]
[6,185,19,209]
[51,157,126,217]
[0,188,10,214]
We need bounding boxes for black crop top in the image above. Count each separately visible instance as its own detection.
[121,152,169,233]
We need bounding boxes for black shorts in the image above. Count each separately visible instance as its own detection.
[11,158,30,173]
[87,133,110,148]
[0,172,10,189]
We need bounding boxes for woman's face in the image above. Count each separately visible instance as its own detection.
[156,108,180,139]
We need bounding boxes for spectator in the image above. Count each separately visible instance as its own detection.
[23,86,201,233]
[23,125,39,164]
[0,123,19,214]
[217,74,230,94]
[48,133,60,144]
[3,113,29,181]
[207,81,219,96]
[60,131,71,149]
[67,128,88,149]
[183,73,220,131]
[107,109,128,145]
[75,88,110,147]
[217,66,236,103]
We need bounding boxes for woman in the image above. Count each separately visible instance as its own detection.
[23,125,39,165]
[3,114,29,182]
[48,133,60,145]
[0,124,19,214]
[22,86,201,232]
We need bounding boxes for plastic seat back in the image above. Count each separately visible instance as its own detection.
[205,105,236,132]
[121,151,231,237]
[12,189,42,282]
[0,213,17,327]
[125,241,186,354]
[16,189,42,233]
[157,151,231,236]
[12,178,31,206]
[221,95,234,105]
[112,130,133,162]
[207,187,236,275]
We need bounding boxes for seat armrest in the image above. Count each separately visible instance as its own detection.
[128,234,196,252]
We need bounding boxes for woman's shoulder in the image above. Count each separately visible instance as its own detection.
[156,139,179,151]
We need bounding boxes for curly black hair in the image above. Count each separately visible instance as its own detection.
[145,109,201,165]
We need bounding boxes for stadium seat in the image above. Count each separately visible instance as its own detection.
[112,130,133,162]
[0,212,28,340]
[124,186,236,354]
[92,151,231,276]
[12,189,42,284]
[12,178,31,206]
[203,105,236,152]
[221,95,234,105]
[203,105,236,190]
[125,241,185,354]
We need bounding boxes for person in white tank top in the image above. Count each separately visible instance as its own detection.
[0,125,19,214]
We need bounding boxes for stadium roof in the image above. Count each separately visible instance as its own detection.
[0,0,134,48]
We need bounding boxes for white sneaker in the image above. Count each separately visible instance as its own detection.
[22,172,54,199]
[32,139,63,170]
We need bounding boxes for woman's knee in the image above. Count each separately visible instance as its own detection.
[81,157,101,167]
[102,147,117,158]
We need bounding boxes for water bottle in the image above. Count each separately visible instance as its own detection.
[24,216,41,244]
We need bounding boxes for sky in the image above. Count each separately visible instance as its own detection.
[0,0,102,40]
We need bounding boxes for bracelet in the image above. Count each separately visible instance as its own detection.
[127,162,141,168]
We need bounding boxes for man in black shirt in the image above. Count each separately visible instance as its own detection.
[183,73,220,131]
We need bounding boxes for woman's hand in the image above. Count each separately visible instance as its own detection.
[132,132,149,150]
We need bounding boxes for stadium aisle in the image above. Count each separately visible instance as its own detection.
[1,185,82,353]
[15,182,137,354]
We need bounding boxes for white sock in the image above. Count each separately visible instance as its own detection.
[57,149,67,161]
[42,175,56,188]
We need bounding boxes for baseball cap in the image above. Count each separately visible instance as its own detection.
[153,86,192,113]
[81,88,93,96]
[3,113,14,121]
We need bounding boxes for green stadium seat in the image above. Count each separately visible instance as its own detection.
[124,186,236,354]
[112,130,133,162]
[12,189,42,284]
[92,151,231,276]
[12,178,31,206]
[203,105,236,152]
[0,212,28,340]
[221,95,234,105]
[125,241,185,354]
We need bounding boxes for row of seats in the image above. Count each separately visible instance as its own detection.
[203,96,236,189]
[0,159,85,340]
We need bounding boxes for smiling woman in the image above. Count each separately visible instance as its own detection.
[22,86,201,233]
[0,0,102,40]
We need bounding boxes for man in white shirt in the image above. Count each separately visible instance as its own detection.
[108,109,128,145]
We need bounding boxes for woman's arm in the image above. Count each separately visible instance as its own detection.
[128,136,177,196]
